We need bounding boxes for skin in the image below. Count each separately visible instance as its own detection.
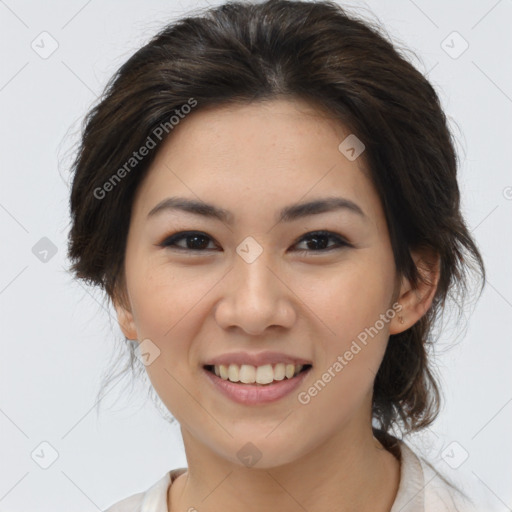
[114,98,440,512]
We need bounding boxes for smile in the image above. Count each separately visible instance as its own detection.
[205,363,310,384]
[202,364,312,405]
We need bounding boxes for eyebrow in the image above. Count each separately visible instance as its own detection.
[147,196,367,224]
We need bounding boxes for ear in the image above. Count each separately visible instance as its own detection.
[389,247,440,335]
[112,289,138,341]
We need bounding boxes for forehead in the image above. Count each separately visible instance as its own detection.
[132,98,381,226]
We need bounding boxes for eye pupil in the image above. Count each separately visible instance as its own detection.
[188,234,209,249]
[307,234,329,250]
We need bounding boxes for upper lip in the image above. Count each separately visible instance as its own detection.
[203,351,312,367]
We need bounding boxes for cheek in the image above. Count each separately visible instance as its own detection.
[307,255,395,337]
[298,268,394,424]
[302,253,396,397]
[127,254,212,338]
[125,265,211,422]
[125,260,230,399]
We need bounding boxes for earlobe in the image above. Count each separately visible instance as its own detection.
[112,298,138,341]
[389,248,440,335]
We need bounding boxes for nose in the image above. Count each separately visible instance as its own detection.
[214,249,296,335]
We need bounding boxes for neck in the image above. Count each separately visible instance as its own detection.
[169,424,400,512]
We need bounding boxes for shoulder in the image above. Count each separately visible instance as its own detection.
[418,454,480,512]
[103,470,182,512]
[103,492,145,512]
[397,440,480,512]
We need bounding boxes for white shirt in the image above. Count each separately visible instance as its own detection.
[103,440,480,512]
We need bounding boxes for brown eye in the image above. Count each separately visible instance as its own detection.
[160,231,218,251]
[293,231,351,253]
[158,230,351,254]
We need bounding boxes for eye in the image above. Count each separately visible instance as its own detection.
[292,230,351,254]
[159,231,219,252]
[158,230,351,253]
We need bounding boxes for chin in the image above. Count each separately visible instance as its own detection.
[218,435,309,470]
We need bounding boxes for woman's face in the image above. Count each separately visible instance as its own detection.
[115,98,406,468]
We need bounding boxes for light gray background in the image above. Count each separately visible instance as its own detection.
[1,0,511,510]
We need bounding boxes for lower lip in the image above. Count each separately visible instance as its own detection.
[202,367,312,405]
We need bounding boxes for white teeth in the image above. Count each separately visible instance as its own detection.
[239,364,256,383]
[273,363,286,381]
[256,364,274,384]
[228,364,240,382]
[219,364,229,380]
[212,363,306,384]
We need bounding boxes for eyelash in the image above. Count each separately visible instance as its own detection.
[158,230,352,254]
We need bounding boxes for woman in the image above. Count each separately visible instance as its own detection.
[67,1,486,510]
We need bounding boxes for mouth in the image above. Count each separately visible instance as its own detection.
[201,363,313,405]
[203,363,313,386]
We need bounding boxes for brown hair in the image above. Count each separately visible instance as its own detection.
[66,0,485,437]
